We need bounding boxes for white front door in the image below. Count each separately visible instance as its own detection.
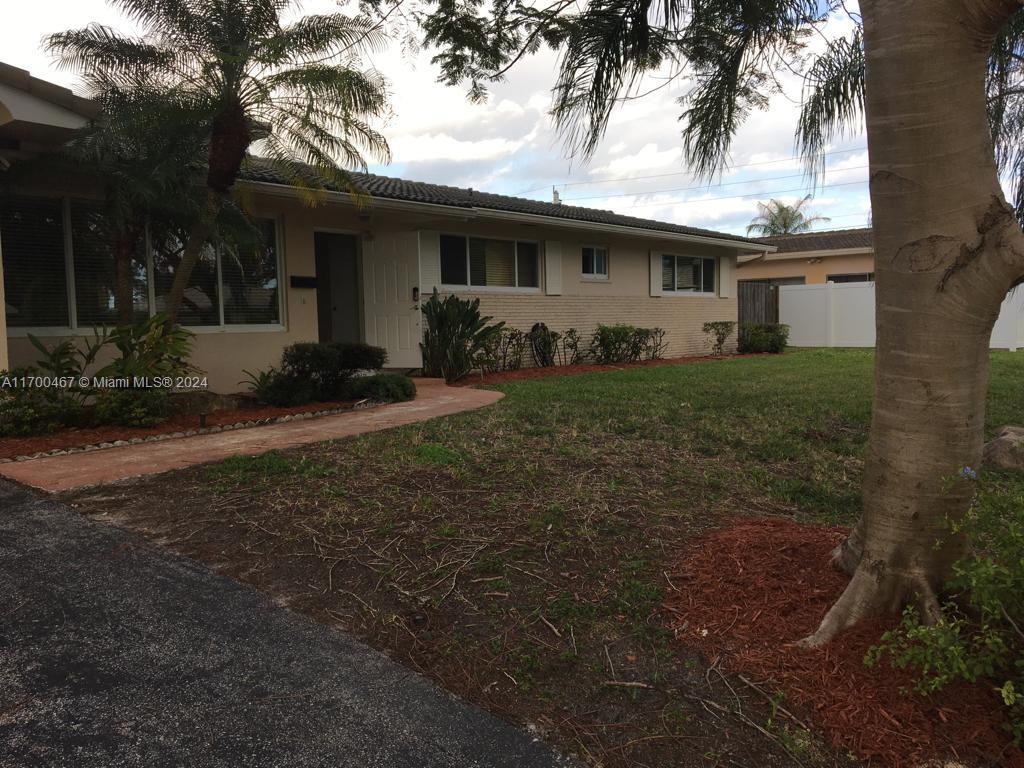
[362,231,422,368]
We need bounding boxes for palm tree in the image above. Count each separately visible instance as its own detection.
[745,195,831,236]
[416,1,1024,648]
[47,0,391,327]
[69,89,207,325]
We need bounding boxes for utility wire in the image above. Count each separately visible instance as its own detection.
[514,146,868,195]
[561,166,868,202]
[610,176,868,208]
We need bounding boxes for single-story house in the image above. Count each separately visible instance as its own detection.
[737,228,874,286]
[0,63,774,392]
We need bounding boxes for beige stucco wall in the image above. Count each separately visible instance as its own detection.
[468,293,737,358]
[5,185,745,389]
[446,226,740,357]
[737,251,875,284]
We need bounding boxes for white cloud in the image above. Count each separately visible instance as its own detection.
[1,1,870,236]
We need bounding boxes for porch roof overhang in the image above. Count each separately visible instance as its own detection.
[242,178,778,254]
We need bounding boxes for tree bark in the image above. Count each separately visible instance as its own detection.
[113,220,144,327]
[162,188,224,330]
[162,101,250,332]
[804,0,1024,645]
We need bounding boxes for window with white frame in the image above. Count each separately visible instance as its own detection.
[440,234,540,289]
[661,254,716,295]
[581,245,608,279]
[1,195,282,331]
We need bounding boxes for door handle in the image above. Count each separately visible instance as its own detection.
[412,286,420,302]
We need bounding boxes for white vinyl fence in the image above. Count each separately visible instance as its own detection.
[779,281,1024,351]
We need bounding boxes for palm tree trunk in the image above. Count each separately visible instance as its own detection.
[113,221,144,326]
[162,188,224,330]
[162,102,250,332]
[805,0,1024,645]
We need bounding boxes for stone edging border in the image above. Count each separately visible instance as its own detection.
[0,400,377,464]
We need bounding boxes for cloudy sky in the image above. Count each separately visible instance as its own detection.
[1,2,870,237]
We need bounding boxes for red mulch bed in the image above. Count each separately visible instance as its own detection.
[666,517,1023,768]
[0,398,355,460]
[456,353,766,386]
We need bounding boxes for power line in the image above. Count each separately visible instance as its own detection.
[561,166,868,202]
[514,146,868,195]
[610,176,868,208]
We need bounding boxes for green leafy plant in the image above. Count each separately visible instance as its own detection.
[420,290,504,382]
[241,367,314,407]
[27,331,111,403]
[281,341,386,401]
[0,367,81,436]
[866,475,1024,744]
[589,325,667,364]
[738,323,789,354]
[557,328,582,366]
[93,387,171,427]
[96,314,195,380]
[703,321,737,356]
[344,373,416,403]
[481,328,527,374]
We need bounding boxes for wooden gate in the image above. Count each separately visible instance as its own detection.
[738,281,779,325]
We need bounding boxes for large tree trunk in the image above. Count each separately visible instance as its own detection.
[162,188,224,330]
[113,220,144,327]
[162,102,250,331]
[804,0,1024,645]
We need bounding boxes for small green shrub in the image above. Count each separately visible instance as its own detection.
[480,328,527,374]
[281,341,386,400]
[241,367,315,407]
[420,290,504,382]
[557,328,582,366]
[866,474,1024,744]
[0,367,83,436]
[0,375,81,437]
[703,321,737,356]
[93,388,170,427]
[344,373,416,403]
[738,323,789,354]
[97,314,196,380]
[589,325,667,364]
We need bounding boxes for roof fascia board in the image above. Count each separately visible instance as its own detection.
[759,246,873,261]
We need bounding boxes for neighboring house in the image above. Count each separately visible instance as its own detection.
[737,228,874,286]
[0,64,774,391]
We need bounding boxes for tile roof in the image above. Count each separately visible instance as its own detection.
[757,228,873,254]
[241,159,769,247]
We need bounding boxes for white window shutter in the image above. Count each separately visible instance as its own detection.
[718,255,734,298]
[544,241,562,295]
[419,230,441,292]
[649,251,662,296]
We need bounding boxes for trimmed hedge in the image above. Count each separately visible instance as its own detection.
[280,341,387,401]
[93,388,170,427]
[738,323,790,354]
[345,373,416,403]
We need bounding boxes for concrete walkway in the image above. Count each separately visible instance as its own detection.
[0,481,574,768]
[0,379,502,492]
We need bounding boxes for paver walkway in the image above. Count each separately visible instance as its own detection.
[0,379,502,492]
[0,480,575,768]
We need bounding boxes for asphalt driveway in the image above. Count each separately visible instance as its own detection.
[0,480,575,768]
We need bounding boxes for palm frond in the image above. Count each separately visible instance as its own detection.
[261,13,389,64]
[796,29,865,179]
[551,0,679,158]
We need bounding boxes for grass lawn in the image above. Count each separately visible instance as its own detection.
[64,349,1024,767]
